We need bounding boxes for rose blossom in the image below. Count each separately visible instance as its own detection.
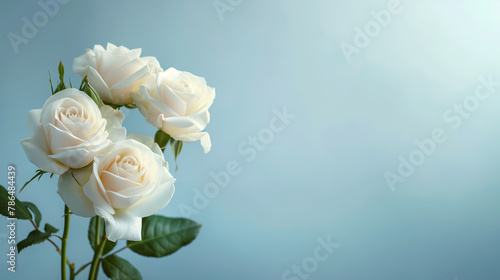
[73,43,162,106]
[21,88,125,175]
[133,67,215,153]
[57,135,175,241]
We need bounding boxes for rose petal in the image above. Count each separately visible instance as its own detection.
[48,139,109,169]
[73,48,97,73]
[126,133,162,156]
[106,190,142,209]
[160,84,186,116]
[26,109,43,136]
[141,85,179,118]
[57,166,95,217]
[162,115,205,130]
[100,170,141,192]
[83,171,115,216]
[100,105,126,142]
[22,110,69,174]
[98,50,130,76]
[172,132,211,153]
[101,210,142,241]
[83,67,113,103]
[21,137,68,175]
[107,59,149,89]
[127,165,175,217]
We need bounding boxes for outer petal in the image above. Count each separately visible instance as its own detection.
[21,137,68,175]
[73,48,97,73]
[83,67,113,103]
[49,139,110,169]
[126,133,162,156]
[126,165,175,217]
[46,123,84,152]
[173,132,211,153]
[57,166,95,217]
[200,132,211,153]
[100,105,126,142]
[26,109,43,136]
[108,60,149,89]
[21,110,68,174]
[134,85,178,127]
[83,172,115,215]
[101,210,142,241]
[106,190,142,209]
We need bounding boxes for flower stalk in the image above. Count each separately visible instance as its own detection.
[89,218,107,280]
[61,205,71,280]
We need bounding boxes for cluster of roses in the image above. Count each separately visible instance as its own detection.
[21,43,215,241]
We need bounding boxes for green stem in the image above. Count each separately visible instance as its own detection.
[61,205,71,280]
[75,261,91,276]
[88,238,107,280]
[69,263,76,280]
[95,216,101,248]
[88,234,107,280]
[106,245,127,257]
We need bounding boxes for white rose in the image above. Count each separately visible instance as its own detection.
[57,136,175,241]
[73,43,162,106]
[21,89,126,175]
[133,67,215,153]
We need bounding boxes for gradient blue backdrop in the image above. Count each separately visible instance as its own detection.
[1,1,500,279]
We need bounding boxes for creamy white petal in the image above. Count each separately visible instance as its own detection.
[108,60,149,89]
[98,50,130,77]
[49,149,93,169]
[46,123,84,153]
[49,139,109,169]
[83,67,113,102]
[102,210,142,241]
[100,105,126,142]
[162,116,204,129]
[23,109,70,173]
[126,133,162,155]
[127,166,175,217]
[100,170,141,193]
[141,85,179,118]
[174,132,211,153]
[26,109,43,136]
[160,85,187,116]
[106,190,142,209]
[21,137,68,175]
[83,172,115,215]
[57,167,95,217]
[200,132,211,153]
[73,48,97,73]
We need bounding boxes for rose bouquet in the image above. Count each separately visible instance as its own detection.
[2,43,215,279]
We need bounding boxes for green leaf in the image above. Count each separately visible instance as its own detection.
[23,202,41,227]
[154,130,171,152]
[124,103,137,109]
[20,169,46,193]
[102,255,142,280]
[127,215,202,257]
[44,223,59,234]
[49,71,54,94]
[170,139,183,171]
[80,77,103,106]
[88,217,116,255]
[79,76,102,106]
[78,75,87,91]
[17,230,51,253]
[0,185,32,220]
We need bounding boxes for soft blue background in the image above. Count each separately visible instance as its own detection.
[1,1,500,279]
